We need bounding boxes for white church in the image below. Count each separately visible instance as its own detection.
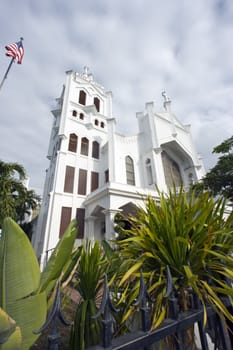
[33,68,205,266]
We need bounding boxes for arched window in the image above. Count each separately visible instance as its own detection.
[68,133,78,153]
[79,90,86,105]
[100,121,105,128]
[72,110,77,117]
[94,119,99,126]
[92,141,99,159]
[146,158,153,185]
[125,156,135,185]
[81,137,89,156]
[79,113,84,120]
[161,151,182,187]
[94,97,100,112]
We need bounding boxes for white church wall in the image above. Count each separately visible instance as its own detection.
[35,69,206,267]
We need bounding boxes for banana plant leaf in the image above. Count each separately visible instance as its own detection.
[0,326,22,350]
[38,219,78,294]
[0,218,47,350]
[0,218,41,306]
[0,307,22,349]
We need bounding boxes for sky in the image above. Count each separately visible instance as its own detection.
[0,0,233,194]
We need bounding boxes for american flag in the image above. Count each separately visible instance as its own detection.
[5,38,24,64]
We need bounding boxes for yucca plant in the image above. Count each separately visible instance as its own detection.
[69,241,107,350]
[114,188,233,347]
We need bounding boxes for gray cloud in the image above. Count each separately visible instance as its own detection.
[0,0,233,193]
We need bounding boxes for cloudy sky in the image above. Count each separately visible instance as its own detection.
[0,0,233,194]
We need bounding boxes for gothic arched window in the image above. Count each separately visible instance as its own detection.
[79,90,86,105]
[125,156,135,185]
[68,133,78,153]
[161,151,182,187]
[81,137,89,156]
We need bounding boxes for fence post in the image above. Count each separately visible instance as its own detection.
[165,266,183,350]
[133,270,151,332]
[92,274,118,348]
[33,281,72,350]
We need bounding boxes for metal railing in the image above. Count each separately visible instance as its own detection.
[35,270,233,350]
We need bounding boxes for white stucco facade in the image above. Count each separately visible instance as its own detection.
[33,68,205,267]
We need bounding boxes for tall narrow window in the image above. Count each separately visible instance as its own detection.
[72,110,77,117]
[94,97,100,112]
[76,208,85,239]
[68,133,78,153]
[91,171,99,192]
[81,137,89,156]
[146,158,153,185]
[64,166,75,193]
[125,156,135,185]
[59,207,72,238]
[162,151,182,187]
[92,141,99,159]
[78,169,87,195]
[105,169,109,183]
[79,90,86,105]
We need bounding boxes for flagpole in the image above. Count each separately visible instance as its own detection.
[0,57,15,92]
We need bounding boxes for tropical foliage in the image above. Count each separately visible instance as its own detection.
[0,307,22,350]
[195,135,233,200]
[114,188,233,331]
[0,217,77,349]
[69,241,106,350]
[0,160,40,229]
[1,187,233,349]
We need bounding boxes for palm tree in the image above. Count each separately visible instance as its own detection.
[0,160,40,229]
[0,160,26,226]
[15,188,40,224]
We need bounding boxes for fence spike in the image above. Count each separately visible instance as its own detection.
[33,281,72,350]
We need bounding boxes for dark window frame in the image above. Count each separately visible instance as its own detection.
[68,133,78,153]
[78,168,87,195]
[105,169,109,183]
[79,90,86,105]
[94,97,100,112]
[80,137,89,156]
[64,166,75,193]
[76,208,85,239]
[59,207,72,238]
[91,171,99,192]
[92,141,100,159]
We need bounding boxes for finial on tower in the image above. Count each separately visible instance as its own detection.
[161,91,170,102]
[162,91,171,111]
[83,66,89,76]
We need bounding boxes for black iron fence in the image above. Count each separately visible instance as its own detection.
[35,273,233,350]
